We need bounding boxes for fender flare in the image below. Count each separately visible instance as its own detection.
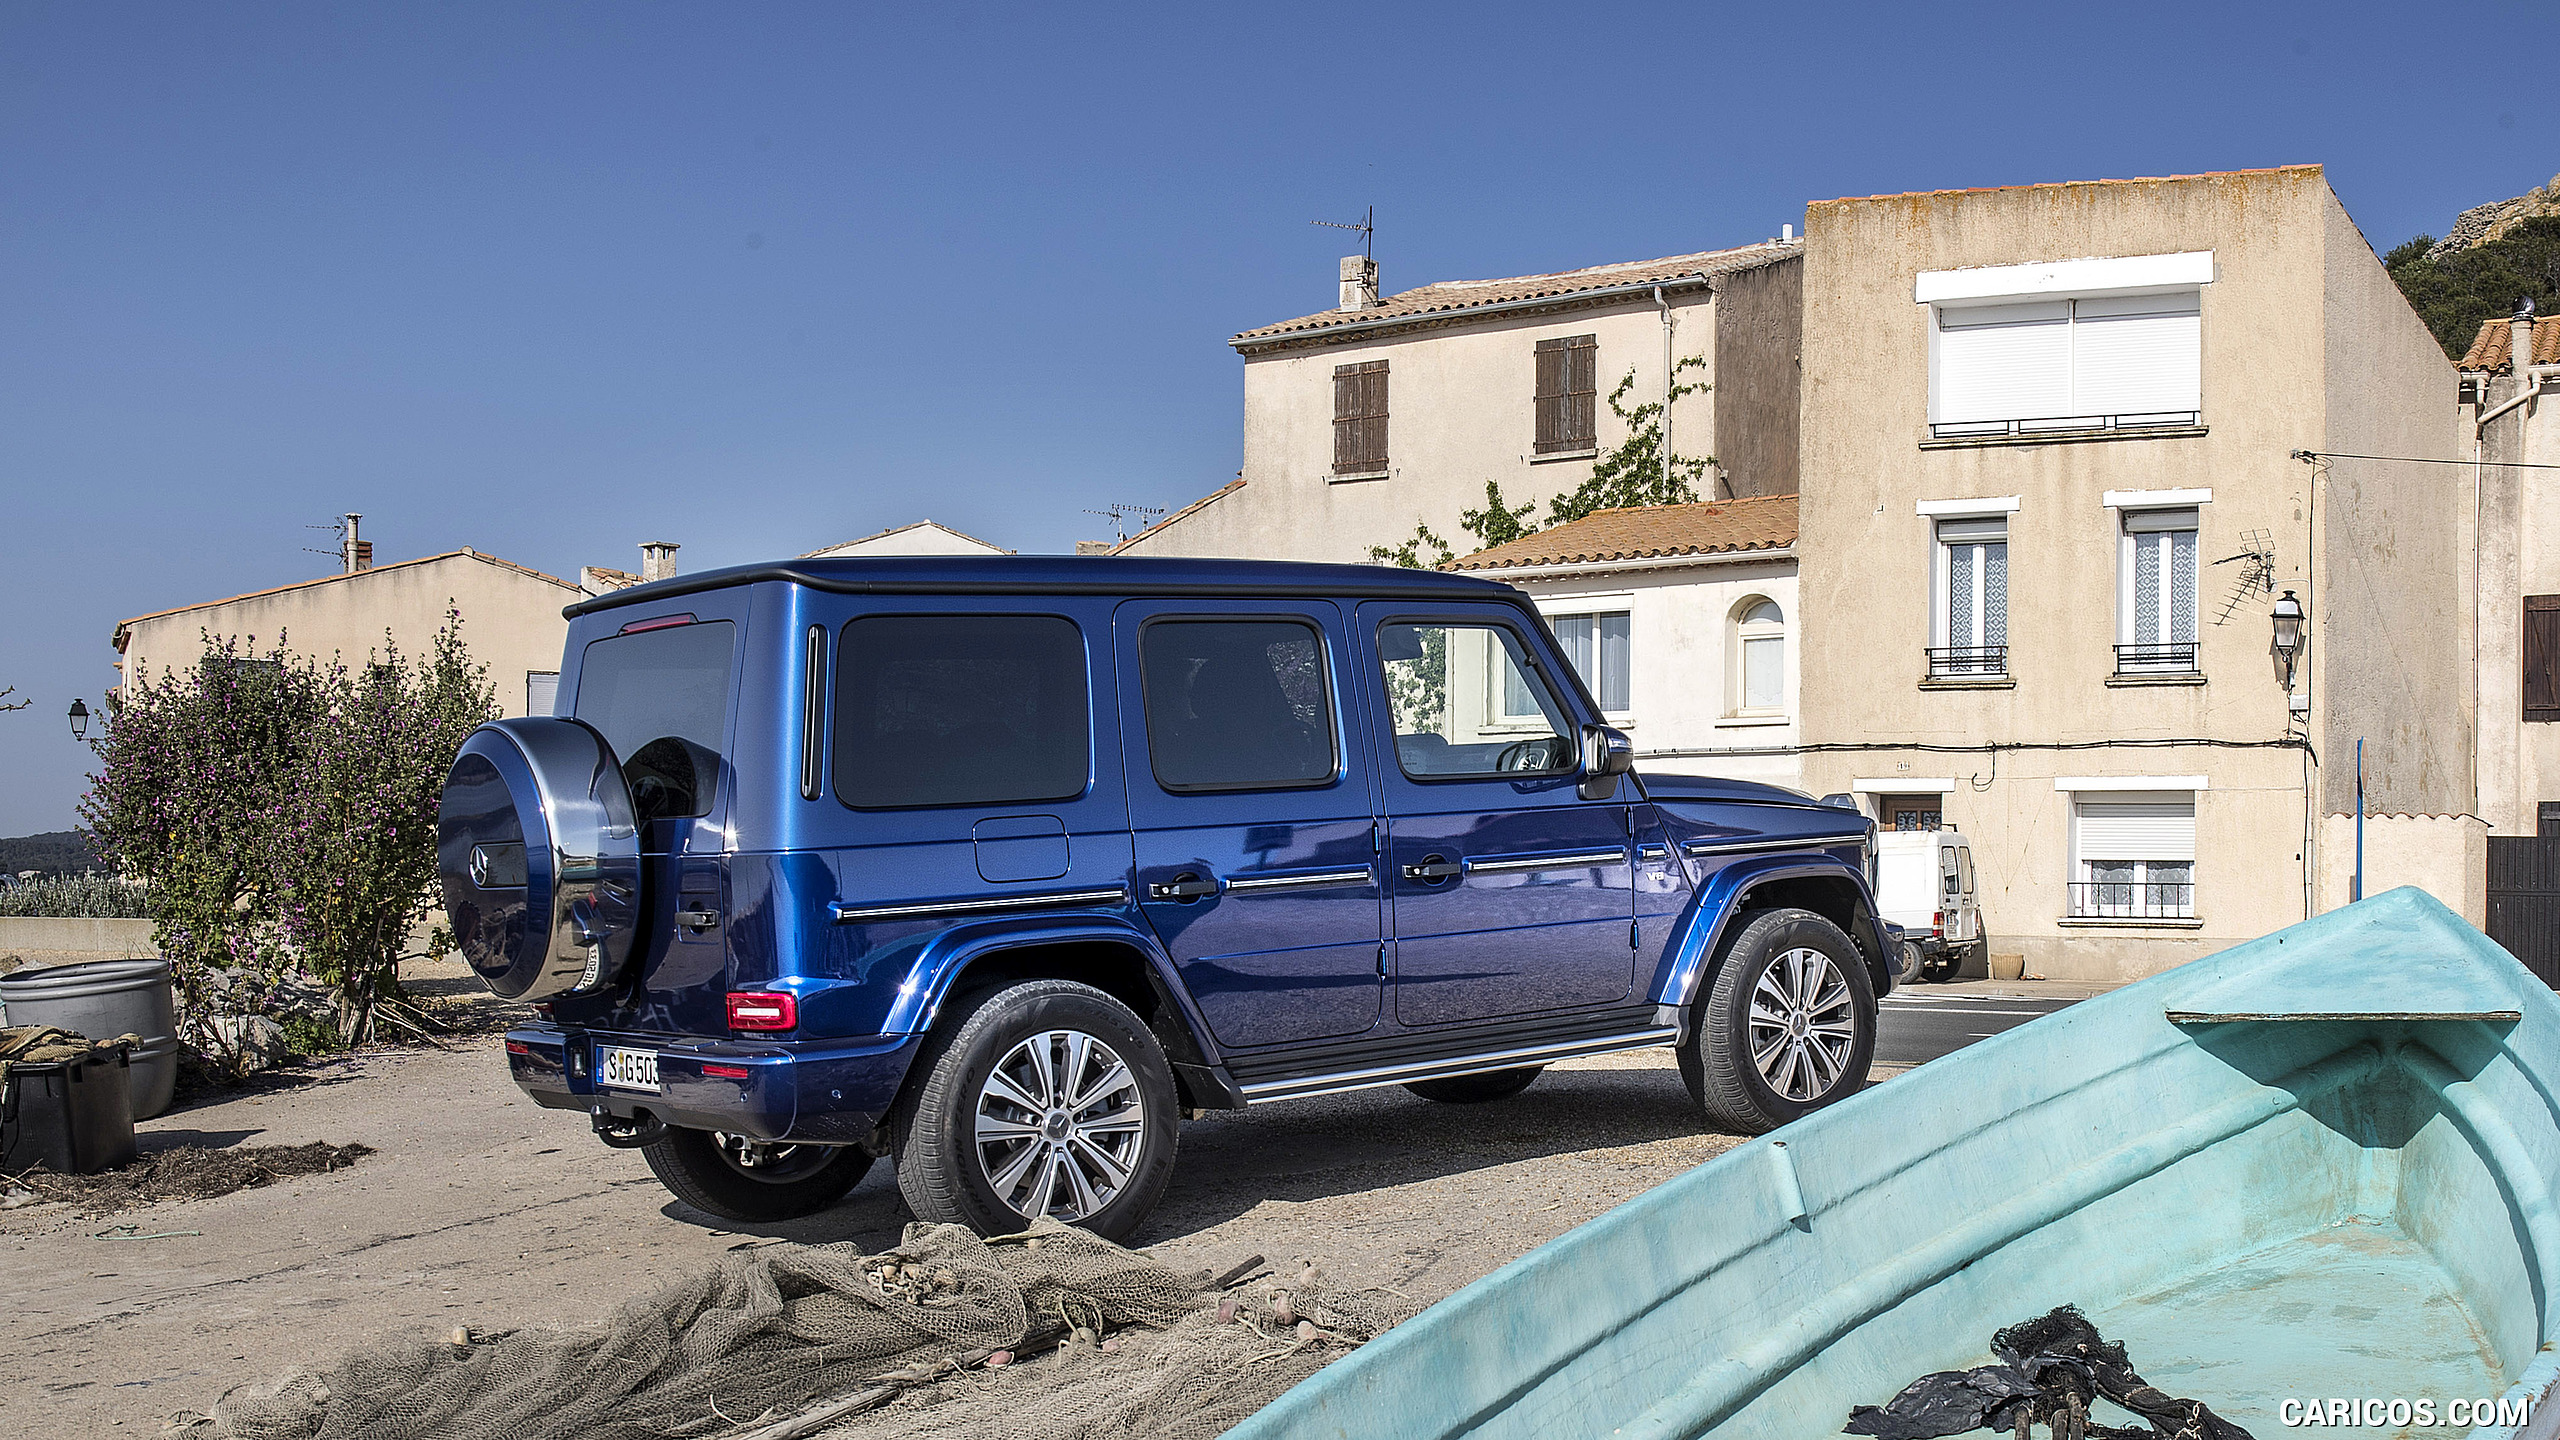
[1651,854,1891,1011]
[876,912,1226,1072]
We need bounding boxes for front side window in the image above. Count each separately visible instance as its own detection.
[1140,620,1337,792]
[1550,610,1631,713]
[1731,598,1784,714]
[575,621,737,820]
[1333,360,1388,475]
[2070,793,2196,919]
[834,615,1089,809]
[1932,291,2200,438]
[1378,622,1573,778]
[2118,507,2200,673]
[1932,517,2008,677]
[1534,335,1598,453]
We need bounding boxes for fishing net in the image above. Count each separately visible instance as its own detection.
[196,1219,1417,1440]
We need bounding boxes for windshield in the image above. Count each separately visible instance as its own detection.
[574,620,737,821]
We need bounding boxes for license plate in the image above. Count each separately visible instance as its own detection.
[596,1045,661,1093]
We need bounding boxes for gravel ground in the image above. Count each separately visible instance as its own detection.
[0,1024,1821,1435]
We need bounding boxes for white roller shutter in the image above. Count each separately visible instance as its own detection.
[1935,300,2071,425]
[2073,796,2194,862]
[2072,293,2200,417]
[525,670,560,717]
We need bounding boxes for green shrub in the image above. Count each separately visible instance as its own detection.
[0,873,149,918]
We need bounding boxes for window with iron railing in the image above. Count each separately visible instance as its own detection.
[1932,515,2008,679]
[1929,289,2201,441]
[2069,793,2196,920]
[2068,874,2194,920]
[2117,506,2200,674]
[1927,645,2008,679]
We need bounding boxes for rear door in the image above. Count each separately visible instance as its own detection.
[1354,602,1635,1028]
[566,595,751,1036]
[1116,600,1386,1051]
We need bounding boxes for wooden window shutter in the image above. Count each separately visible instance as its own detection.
[1534,336,1598,453]
[1334,360,1388,474]
[2527,595,2560,722]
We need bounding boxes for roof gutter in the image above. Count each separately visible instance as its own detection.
[1234,272,1717,354]
[1452,542,1796,583]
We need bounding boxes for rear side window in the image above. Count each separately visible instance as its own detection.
[575,621,737,820]
[1141,619,1337,792]
[836,615,1090,809]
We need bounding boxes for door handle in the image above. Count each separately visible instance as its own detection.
[1402,857,1463,882]
[1148,874,1221,901]
[674,907,720,933]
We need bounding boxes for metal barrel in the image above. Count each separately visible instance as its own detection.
[0,958,179,1120]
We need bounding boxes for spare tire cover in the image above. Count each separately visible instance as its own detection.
[437,718,642,1002]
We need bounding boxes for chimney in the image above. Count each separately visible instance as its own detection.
[1782,223,1794,243]
[2514,297,2536,376]
[342,513,363,575]
[353,540,373,571]
[639,541,680,583]
[1339,254,1378,312]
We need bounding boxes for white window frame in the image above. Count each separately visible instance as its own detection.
[2062,782,2202,922]
[1919,253,2212,440]
[1728,595,1786,718]
[2114,503,2203,674]
[1544,608,1634,722]
[1931,515,2010,675]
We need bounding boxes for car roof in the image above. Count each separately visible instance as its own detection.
[562,554,1525,618]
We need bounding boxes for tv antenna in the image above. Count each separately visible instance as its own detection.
[1311,205,1374,259]
[302,514,352,561]
[2211,529,2277,625]
[1084,503,1166,543]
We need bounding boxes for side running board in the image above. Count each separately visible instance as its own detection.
[1236,1026,1679,1105]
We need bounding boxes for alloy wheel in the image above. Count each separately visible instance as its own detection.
[972,1028,1148,1222]
[1748,946,1858,1102]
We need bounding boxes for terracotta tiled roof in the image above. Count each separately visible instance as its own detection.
[112,549,578,649]
[1445,495,1797,573]
[2458,317,2560,373]
[1231,241,1802,350]
[1111,479,1244,554]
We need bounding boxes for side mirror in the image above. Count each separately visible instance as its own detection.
[1578,723,1636,801]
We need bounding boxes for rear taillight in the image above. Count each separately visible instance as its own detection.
[701,1063,752,1080]
[504,1039,531,1056]
[726,992,798,1031]
[1932,911,1944,936]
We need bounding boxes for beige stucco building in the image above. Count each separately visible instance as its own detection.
[802,519,1012,558]
[1793,166,2474,980]
[113,548,586,718]
[1121,239,1804,565]
[1444,497,1802,791]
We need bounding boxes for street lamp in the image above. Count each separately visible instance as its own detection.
[2270,591,2305,690]
[66,698,90,741]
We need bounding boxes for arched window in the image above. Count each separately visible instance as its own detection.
[1732,597,1785,715]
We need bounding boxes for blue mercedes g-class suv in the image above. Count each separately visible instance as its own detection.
[437,556,1887,1240]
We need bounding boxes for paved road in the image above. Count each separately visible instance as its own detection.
[1875,987,2088,1070]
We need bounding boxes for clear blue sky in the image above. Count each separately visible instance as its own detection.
[1,1,2549,836]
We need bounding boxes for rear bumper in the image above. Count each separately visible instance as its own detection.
[504,1023,922,1144]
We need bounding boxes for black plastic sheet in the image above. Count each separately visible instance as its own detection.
[1846,1306,2252,1440]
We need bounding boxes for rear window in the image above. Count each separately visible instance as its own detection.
[835,615,1090,809]
[575,621,737,820]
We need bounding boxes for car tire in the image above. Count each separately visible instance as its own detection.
[1678,907,1877,1135]
[1403,1065,1543,1104]
[1895,939,1928,985]
[642,1128,872,1223]
[893,979,1179,1242]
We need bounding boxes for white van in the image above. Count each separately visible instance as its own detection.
[1872,830,1982,983]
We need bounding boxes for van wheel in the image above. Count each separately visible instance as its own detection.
[1895,940,1928,985]
[894,979,1179,1242]
[1404,1066,1543,1104]
[1678,907,1877,1135]
[642,1129,872,1223]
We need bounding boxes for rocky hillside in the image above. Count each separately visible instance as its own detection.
[2387,172,2560,360]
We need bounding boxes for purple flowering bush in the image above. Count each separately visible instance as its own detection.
[82,612,497,1050]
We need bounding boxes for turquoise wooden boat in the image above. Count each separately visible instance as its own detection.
[1232,889,2560,1440]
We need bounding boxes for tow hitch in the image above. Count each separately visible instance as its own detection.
[592,1109,667,1149]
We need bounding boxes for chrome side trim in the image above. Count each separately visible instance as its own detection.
[832,886,1129,924]
[1466,850,1628,875]
[1683,833,1866,858]
[1238,1027,1678,1104]
[1223,868,1374,893]
[1638,844,1670,862]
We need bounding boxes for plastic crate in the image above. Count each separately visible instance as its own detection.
[2,1045,139,1176]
